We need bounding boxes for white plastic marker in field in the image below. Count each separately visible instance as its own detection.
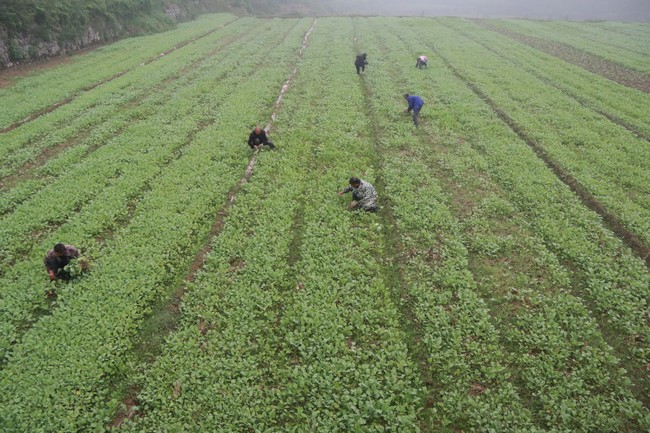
[242,19,318,181]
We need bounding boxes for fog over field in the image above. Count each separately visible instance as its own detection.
[315,0,650,21]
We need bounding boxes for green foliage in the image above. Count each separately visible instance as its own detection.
[0,0,334,55]
[26,45,38,58]
[0,0,227,46]
[64,256,91,278]
[7,38,25,61]
[0,13,649,433]
[121,19,423,432]
[0,13,236,129]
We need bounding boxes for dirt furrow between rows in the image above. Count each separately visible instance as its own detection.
[186,19,315,284]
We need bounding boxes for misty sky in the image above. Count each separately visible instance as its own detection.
[319,0,650,21]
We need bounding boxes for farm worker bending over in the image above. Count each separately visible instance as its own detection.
[44,242,79,281]
[416,55,428,69]
[338,177,379,212]
[403,93,424,127]
[355,53,368,74]
[248,125,276,150]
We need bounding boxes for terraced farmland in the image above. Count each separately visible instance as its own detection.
[0,13,649,433]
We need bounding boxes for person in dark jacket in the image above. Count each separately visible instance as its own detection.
[403,93,424,127]
[248,125,276,150]
[355,53,368,74]
[44,243,79,281]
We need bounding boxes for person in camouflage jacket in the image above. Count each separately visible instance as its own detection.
[338,177,379,212]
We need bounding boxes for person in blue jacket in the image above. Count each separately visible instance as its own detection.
[403,93,424,127]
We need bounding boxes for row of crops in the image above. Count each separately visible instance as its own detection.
[484,19,650,74]
[0,14,238,130]
[358,17,649,431]
[429,19,650,248]
[474,18,650,94]
[1,13,649,432]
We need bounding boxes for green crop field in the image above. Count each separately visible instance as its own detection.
[0,13,649,433]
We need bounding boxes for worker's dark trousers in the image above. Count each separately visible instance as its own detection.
[351,192,378,212]
[355,64,365,74]
[412,107,421,126]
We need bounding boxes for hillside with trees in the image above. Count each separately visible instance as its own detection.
[0,0,235,67]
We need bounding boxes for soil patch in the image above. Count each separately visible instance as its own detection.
[110,391,141,428]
